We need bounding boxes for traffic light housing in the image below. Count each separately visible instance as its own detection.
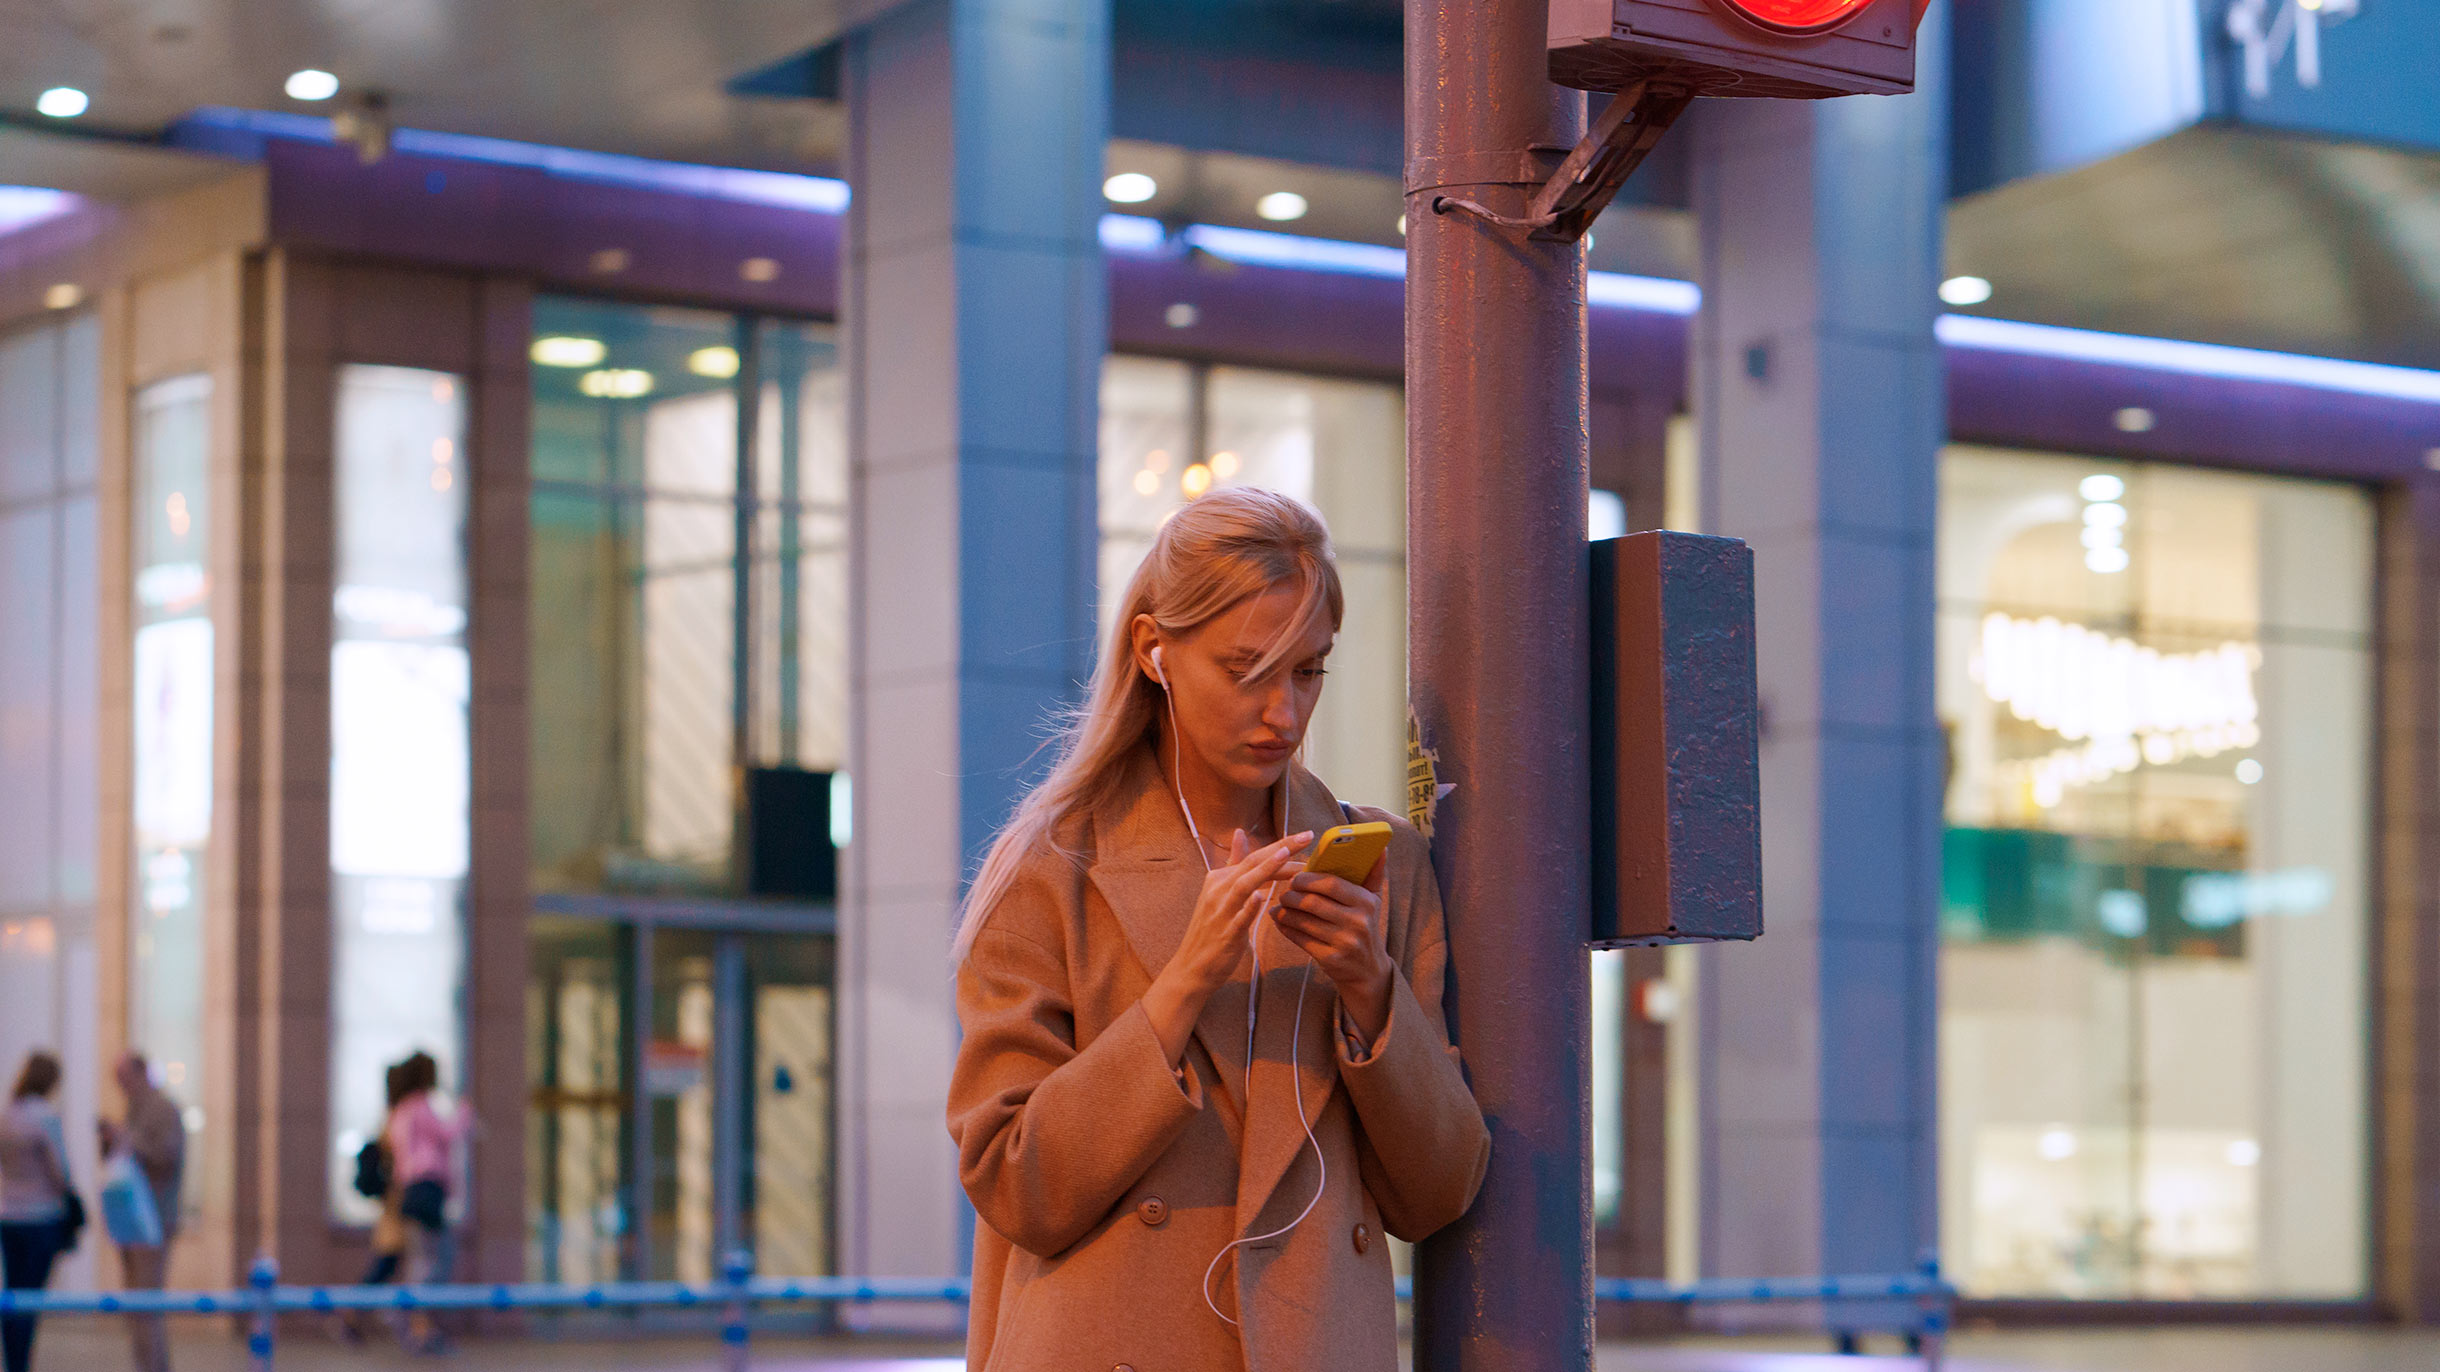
[1550,0,1919,99]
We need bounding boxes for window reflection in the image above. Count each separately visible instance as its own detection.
[528,300,844,896]
[130,373,212,1158]
[1937,446,2372,1299]
[328,365,472,1221]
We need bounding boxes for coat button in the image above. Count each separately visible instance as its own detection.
[1115,1365,1136,1372]
[1352,1221,1371,1254]
[1137,1196,1168,1226]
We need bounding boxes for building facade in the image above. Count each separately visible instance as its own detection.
[4,0,2440,1323]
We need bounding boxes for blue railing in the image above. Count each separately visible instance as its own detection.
[0,1257,1953,1370]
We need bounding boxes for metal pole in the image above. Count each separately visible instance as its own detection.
[1404,0,1593,1366]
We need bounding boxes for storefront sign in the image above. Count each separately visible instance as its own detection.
[644,1042,707,1098]
[2227,0,2359,99]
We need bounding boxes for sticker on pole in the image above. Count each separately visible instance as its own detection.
[1406,709,1454,841]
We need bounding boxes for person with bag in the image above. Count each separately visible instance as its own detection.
[99,1053,184,1372]
[334,1063,410,1347]
[388,1052,473,1355]
[0,1052,75,1372]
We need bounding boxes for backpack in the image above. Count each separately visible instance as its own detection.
[352,1139,392,1200]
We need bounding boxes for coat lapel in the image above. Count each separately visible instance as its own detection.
[1085,746,1258,1109]
[1085,743,1356,1235]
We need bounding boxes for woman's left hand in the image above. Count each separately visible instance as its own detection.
[1271,856,1395,1043]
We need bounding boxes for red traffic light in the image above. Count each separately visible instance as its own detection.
[1715,0,1874,34]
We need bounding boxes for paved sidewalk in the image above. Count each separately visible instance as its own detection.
[22,1319,2440,1370]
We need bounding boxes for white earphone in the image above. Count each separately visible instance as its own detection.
[1152,640,1328,1326]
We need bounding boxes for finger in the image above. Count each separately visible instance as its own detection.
[1278,887,1356,921]
[1363,853,1388,894]
[1273,901,1363,946]
[1270,913,1333,957]
[1226,834,1312,902]
[1288,873,1370,906]
[1229,828,1251,864]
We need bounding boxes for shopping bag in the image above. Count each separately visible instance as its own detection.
[100,1150,163,1249]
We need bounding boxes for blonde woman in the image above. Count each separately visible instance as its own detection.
[948,487,1489,1371]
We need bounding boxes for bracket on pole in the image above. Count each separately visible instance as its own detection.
[1432,81,1693,244]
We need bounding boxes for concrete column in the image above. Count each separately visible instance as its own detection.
[1690,8,1949,1282]
[838,0,1108,1311]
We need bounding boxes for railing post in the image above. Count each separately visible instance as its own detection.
[247,1255,278,1371]
[1916,1252,1948,1372]
[721,1248,754,1372]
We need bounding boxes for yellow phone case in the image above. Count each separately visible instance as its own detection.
[1304,821,1393,884]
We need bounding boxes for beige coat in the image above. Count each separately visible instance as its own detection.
[949,745,1490,1371]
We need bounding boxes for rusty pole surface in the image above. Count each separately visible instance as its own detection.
[1405,0,1594,1365]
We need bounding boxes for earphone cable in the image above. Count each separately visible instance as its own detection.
[1158,657,1327,1328]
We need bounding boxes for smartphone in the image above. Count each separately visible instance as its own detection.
[1303,821,1393,885]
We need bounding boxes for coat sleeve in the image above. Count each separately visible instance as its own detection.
[1335,822,1491,1241]
[947,865,1205,1260]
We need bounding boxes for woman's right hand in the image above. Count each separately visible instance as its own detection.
[1142,828,1312,1068]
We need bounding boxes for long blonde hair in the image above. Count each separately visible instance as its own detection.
[952,487,1345,960]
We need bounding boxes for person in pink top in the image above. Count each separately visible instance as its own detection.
[385,1052,472,1354]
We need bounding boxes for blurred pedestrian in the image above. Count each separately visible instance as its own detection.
[0,1052,73,1372]
[334,1062,410,1347]
[99,1053,183,1372]
[390,1052,471,1355]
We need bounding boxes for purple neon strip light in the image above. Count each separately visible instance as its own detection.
[1938,313,2440,405]
[0,185,79,236]
[1099,213,1701,316]
[183,107,850,213]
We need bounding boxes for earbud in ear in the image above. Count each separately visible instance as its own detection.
[1151,646,1167,687]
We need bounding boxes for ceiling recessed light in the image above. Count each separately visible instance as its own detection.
[530,336,607,368]
[688,346,740,379]
[1938,275,1992,306]
[2077,473,2125,502]
[2113,406,2156,433]
[2085,546,2130,574]
[42,283,82,311]
[285,69,339,101]
[1103,172,1157,204]
[739,257,780,283]
[1164,302,1199,329]
[1256,191,1308,222]
[589,247,631,275]
[578,368,654,399]
[36,87,89,119]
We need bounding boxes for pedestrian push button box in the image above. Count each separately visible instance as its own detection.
[1589,530,1762,947]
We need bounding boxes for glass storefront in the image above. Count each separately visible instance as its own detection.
[0,315,103,1274]
[528,299,845,896]
[1937,445,2373,1299]
[129,372,213,1164]
[525,918,837,1285]
[525,297,843,1284]
[1098,357,1408,808]
[327,365,473,1219]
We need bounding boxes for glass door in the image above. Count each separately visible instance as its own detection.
[745,933,835,1277]
[527,916,633,1284]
